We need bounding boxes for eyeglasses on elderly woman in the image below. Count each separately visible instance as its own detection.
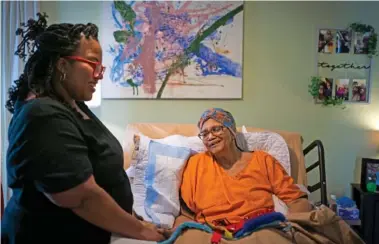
[198,125,226,140]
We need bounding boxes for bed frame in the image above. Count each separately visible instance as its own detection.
[303,140,327,206]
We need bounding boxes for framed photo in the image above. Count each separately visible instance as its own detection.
[314,77,333,103]
[336,30,352,54]
[350,79,367,102]
[318,29,336,54]
[360,158,379,192]
[335,78,349,101]
[315,27,373,105]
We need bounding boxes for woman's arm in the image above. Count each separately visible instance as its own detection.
[286,196,314,213]
[173,206,196,228]
[46,175,164,241]
[178,155,200,224]
[262,153,311,213]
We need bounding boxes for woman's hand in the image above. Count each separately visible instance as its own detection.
[287,197,314,213]
[138,225,166,241]
[158,227,176,239]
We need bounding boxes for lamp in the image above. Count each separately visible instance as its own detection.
[85,84,101,108]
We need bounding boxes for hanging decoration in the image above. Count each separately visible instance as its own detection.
[348,23,378,57]
[308,76,346,109]
[310,22,377,108]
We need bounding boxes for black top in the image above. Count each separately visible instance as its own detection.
[1,97,133,244]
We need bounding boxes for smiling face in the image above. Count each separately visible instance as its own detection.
[199,119,235,155]
[58,36,103,101]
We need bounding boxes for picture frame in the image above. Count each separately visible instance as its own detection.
[100,1,244,100]
[313,26,373,107]
[360,158,379,192]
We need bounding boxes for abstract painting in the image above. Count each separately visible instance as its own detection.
[100,1,244,99]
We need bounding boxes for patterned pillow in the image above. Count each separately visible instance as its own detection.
[130,134,204,228]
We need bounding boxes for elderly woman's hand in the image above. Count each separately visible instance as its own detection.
[287,197,314,213]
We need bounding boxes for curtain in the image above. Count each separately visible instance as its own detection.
[1,1,40,206]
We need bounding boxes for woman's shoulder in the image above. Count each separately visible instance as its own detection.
[16,97,73,120]
[187,152,212,165]
[250,150,274,158]
[189,151,212,160]
[183,152,213,176]
[250,150,277,164]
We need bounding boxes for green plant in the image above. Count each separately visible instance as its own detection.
[308,76,322,97]
[349,22,378,57]
[308,76,346,109]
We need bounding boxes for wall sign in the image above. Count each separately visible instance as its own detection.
[309,23,377,107]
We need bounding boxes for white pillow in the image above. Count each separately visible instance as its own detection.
[122,126,143,169]
[237,129,291,176]
[131,134,205,228]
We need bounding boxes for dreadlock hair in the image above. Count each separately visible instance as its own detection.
[6,12,99,113]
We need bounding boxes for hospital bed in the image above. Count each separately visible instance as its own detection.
[112,123,328,244]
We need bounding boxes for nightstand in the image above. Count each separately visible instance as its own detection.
[351,183,379,244]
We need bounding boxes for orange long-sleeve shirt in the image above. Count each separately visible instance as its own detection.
[180,151,306,224]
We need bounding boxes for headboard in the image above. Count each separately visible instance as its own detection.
[123,123,308,186]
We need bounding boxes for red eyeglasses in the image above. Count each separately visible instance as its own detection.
[64,56,106,79]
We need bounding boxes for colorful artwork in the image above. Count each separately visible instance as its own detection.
[100,1,244,99]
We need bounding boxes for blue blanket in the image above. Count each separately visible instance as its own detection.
[158,222,212,244]
[234,212,286,238]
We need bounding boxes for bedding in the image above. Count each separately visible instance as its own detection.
[236,129,291,176]
[110,206,364,244]
[130,134,204,228]
[170,206,364,244]
[123,127,205,170]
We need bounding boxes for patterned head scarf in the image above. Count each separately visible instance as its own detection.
[197,108,237,134]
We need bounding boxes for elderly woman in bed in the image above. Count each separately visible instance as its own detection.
[177,108,312,227]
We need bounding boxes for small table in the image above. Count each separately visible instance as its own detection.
[351,183,379,244]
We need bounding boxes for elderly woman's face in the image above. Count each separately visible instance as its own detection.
[200,119,234,154]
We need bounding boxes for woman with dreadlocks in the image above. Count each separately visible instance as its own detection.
[1,13,165,243]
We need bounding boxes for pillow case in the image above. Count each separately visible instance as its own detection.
[123,127,143,170]
[126,133,205,178]
[130,134,205,228]
[237,129,291,176]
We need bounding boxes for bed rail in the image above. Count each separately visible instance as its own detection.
[303,140,327,206]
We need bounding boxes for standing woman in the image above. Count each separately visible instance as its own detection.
[1,13,164,244]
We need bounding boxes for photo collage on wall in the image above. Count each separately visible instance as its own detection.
[316,28,372,104]
[315,77,368,103]
[318,28,372,55]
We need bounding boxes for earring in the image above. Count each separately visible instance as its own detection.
[60,72,66,82]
